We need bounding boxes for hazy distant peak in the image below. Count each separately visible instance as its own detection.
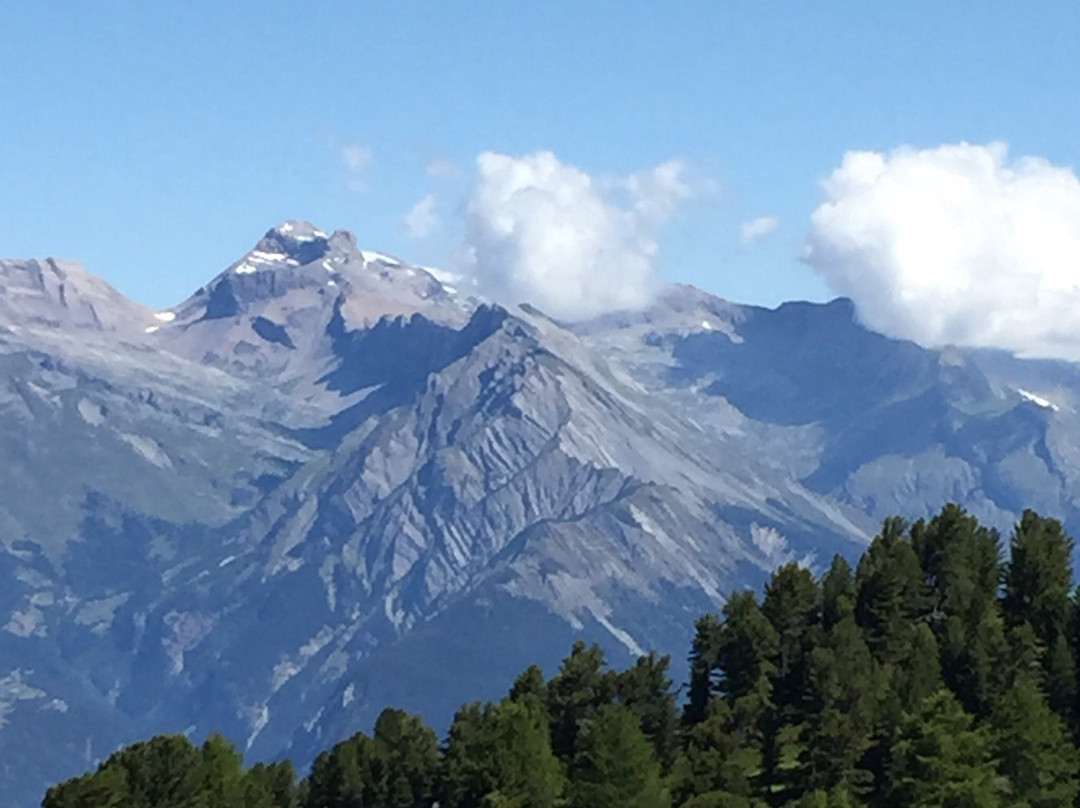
[569,283,744,340]
[0,256,152,333]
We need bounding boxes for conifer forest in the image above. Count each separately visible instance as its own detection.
[43,505,1080,808]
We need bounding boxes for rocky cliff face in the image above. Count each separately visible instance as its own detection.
[0,222,1076,805]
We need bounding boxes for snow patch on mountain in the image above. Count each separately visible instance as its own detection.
[1018,388,1058,411]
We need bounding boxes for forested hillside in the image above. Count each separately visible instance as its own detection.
[43,505,1080,808]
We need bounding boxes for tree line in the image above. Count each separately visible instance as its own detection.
[43,505,1080,807]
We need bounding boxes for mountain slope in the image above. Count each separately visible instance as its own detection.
[1,222,1078,805]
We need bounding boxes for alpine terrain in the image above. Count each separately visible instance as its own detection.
[2,222,1079,805]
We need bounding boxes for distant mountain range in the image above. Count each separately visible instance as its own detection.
[2,221,1078,806]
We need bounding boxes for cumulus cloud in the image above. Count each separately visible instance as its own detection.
[341,144,372,191]
[741,215,780,245]
[804,142,1080,360]
[461,151,691,320]
[402,193,440,239]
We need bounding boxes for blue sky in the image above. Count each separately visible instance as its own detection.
[3,1,1079,314]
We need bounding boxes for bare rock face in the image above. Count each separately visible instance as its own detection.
[0,222,1078,805]
[0,257,156,334]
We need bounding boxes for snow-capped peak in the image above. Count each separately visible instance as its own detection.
[271,220,327,242]
[229,222,332,274]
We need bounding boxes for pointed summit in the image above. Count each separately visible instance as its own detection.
[152,221,469,376]
[233,221,332,275]
[269,220,327,241]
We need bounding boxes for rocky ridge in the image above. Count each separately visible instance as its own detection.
[0,221,1076,805]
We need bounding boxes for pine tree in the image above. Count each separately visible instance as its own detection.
[509,664,548,707]
[893,622,943,711]
[671,699,762,807]
[821,555,855,631]
[198,732,248,808]
[801,617,878,796]
[43,766,131,808]
[912,504,1006,716]
[367,708,440,808]
[887,689,1000,808]
[762,563,820,710]
[1003,511,1074,640]
[1003,510,1077,719]
[685,613,723,726]
[546,641,616,762]
[616,651,679,770]
[303,735,368,808]
[708,590,777,801]
[484,698,566,808]
[247,761,297,808]
[105,734,203,808]
[441,702,495,808]
[716,592,778,705]
[793,785,855,808]
[854,517,928,665]
[761,564,820,800]
[991,677,1078,808]
[442,698,565,808]
[568,704,669,808]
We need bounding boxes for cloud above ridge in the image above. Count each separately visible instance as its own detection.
[460,151,691,320]
[741,215,779,245]
[341,143,372,191]
[804,142,1080,360]
[402,193,439,239]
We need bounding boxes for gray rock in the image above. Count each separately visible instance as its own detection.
[0,222,1077,805]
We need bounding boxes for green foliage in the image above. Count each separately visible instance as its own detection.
[442,702,496,808]
[854,516,927,666]
[304,708,438,808]
[43,765,131,808]
[370,708,440,808]
[105,734,204,808]
[509,664,548,706]
[887,689,1000,808]
[912,504,1006,716]
[247,761,297,808]
[762,563,819,709]
[485,699,566,808]
[545,640,617,762]
[801,617,877,795]
[671,700,761,806]
[616,651,680,770]
[991,677,1078,808]
[568,703,669,808]
[820,555,855,631]
[1004,510,1077,720]
[685,613,723,726]
[42,504,1080,808]
[442,697,565,808]
[198,731,249,807]
[1004,511,1074,639]
[716,591,778,706]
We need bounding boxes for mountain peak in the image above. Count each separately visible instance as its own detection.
[0,257,152,334]
[234,221,333,274]
[269,220,327,241]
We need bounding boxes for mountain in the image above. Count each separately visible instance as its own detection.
[0,222,1077,805]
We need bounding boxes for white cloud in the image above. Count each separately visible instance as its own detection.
[341,144,372,191]
[741,215,780,245]
[426,156,459,179]
[402,193,440,239]
[461,151,691,320]
[804,142,1080,360]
